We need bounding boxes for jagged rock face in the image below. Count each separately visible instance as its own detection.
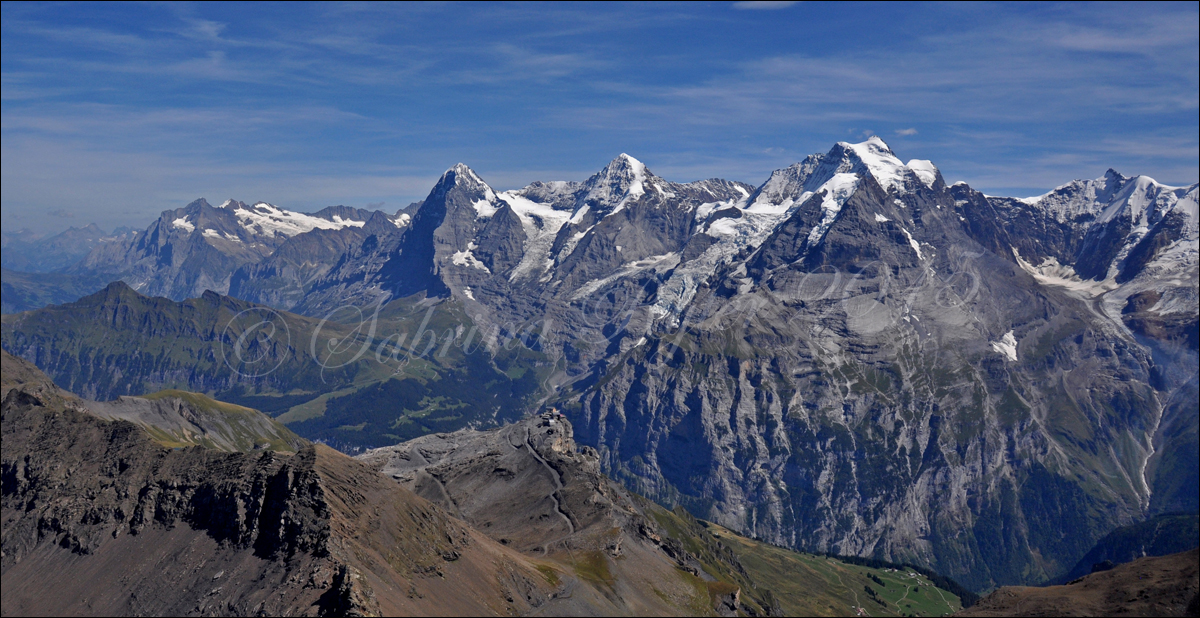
[956,172,1199,523]
[569,146,1187,591]
[229,211,402,310]
[0,363,561,617]
[379,164,495,299]
[961,170,1199,285]
[357,415,782,616]
[5,138,1196,595]
[296,156,753,368]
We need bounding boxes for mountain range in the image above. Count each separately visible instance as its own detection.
[3,137,1196,594]
[3,349,971,616]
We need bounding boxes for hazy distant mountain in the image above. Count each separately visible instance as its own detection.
[0,223,133,273]
[0,268,114,314]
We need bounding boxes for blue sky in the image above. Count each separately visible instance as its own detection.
[3,1,1197,235]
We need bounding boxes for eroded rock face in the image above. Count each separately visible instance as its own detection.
[6,138,1195,595]
[359,414,618,555]
[571,161,1182,591]
[0,358,558,617]
[357,414,779,616]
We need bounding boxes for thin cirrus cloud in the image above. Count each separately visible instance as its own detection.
[732,1,800,9]
[0,2,1196,235]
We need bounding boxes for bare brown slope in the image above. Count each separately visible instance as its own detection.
[1,356,559,616]
[360,415,777,616]
[956,548,1199,617]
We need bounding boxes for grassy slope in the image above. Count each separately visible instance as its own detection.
[639,497,962,617]
[137,389,305,452]
[2,284,553,452]
[706,522,962,617]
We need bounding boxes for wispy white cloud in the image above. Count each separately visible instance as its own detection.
[732,1,800,10]
[1,1,1195,235]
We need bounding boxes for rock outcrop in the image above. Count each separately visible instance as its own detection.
[1,353,561,616]
[358,413,782,616]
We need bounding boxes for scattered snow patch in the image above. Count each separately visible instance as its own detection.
[572,253,679,300]
[900,227,923,259]
[991,331,1018,361]
[804,173,859,248]
[906,159,938,188]
[237,202,365,237]
[472,197,498,218]
[874,213,890,223]
[1012,248,1117,298]
[451,242,491,273]
[172,218,195,233]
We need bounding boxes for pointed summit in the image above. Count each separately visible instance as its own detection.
[419,163,498,220]
[592,153,652,189]
[746,137,942,216]
[578,154,653,215]
[439,163,491,191]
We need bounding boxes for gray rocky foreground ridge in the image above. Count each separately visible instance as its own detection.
[3,137,1196,593]
[0,350,828,615]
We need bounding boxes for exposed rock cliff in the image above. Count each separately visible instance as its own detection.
[1,354,561,616]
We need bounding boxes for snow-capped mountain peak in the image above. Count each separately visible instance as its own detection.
[232,201,367,237]
[842,136,908,192]
[432,163,500,218]
[841,136,941,193]
[166,198,369,240]
[745,138,938,217]
[1022,169,1196,229]
[578,153,655,215]
[446,162,489,188]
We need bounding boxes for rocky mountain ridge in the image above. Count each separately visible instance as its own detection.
[0,352,603,616]
[4,138,1196,594]
[4,350,961,616]
[72,198,410,303]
